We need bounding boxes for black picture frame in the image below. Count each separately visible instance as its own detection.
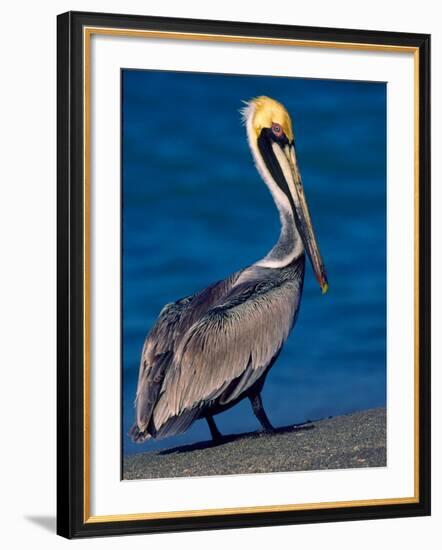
[57,10,431,539]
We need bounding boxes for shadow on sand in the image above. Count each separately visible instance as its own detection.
[159,422,315,456]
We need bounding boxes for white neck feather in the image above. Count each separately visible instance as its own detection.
[243,103,304,269]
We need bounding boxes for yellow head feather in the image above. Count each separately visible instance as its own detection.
[247,96,294,141]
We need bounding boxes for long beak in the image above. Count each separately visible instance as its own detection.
[256,128,328,294]
[287,145,328,293]
[268,140,328,294]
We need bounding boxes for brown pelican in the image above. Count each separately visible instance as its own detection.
[130,96,327,444]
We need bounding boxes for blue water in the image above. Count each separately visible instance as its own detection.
[122,70,386,457]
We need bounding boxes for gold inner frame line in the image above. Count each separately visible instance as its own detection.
[82,26,420,524]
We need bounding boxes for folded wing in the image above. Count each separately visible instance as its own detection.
[151,275,302,438]
[131,273,240,441]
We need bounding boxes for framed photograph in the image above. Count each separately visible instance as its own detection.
[57,11,431,538]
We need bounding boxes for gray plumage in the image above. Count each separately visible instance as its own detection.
[130,256,305,442]
[130,96,327,443]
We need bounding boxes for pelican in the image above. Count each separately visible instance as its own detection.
[130,96,327,444]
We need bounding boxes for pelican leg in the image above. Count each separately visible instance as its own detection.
[206,415,223,442]
[250,393,275,433]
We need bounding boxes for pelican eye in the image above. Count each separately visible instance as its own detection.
[271,123,284,138]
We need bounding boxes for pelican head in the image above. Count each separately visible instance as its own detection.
[242,96,328,294]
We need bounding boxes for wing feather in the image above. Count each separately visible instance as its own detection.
[152,277,302,431]
[131,273,240,438]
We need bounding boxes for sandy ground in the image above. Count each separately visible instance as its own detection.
[123,407,386,480]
